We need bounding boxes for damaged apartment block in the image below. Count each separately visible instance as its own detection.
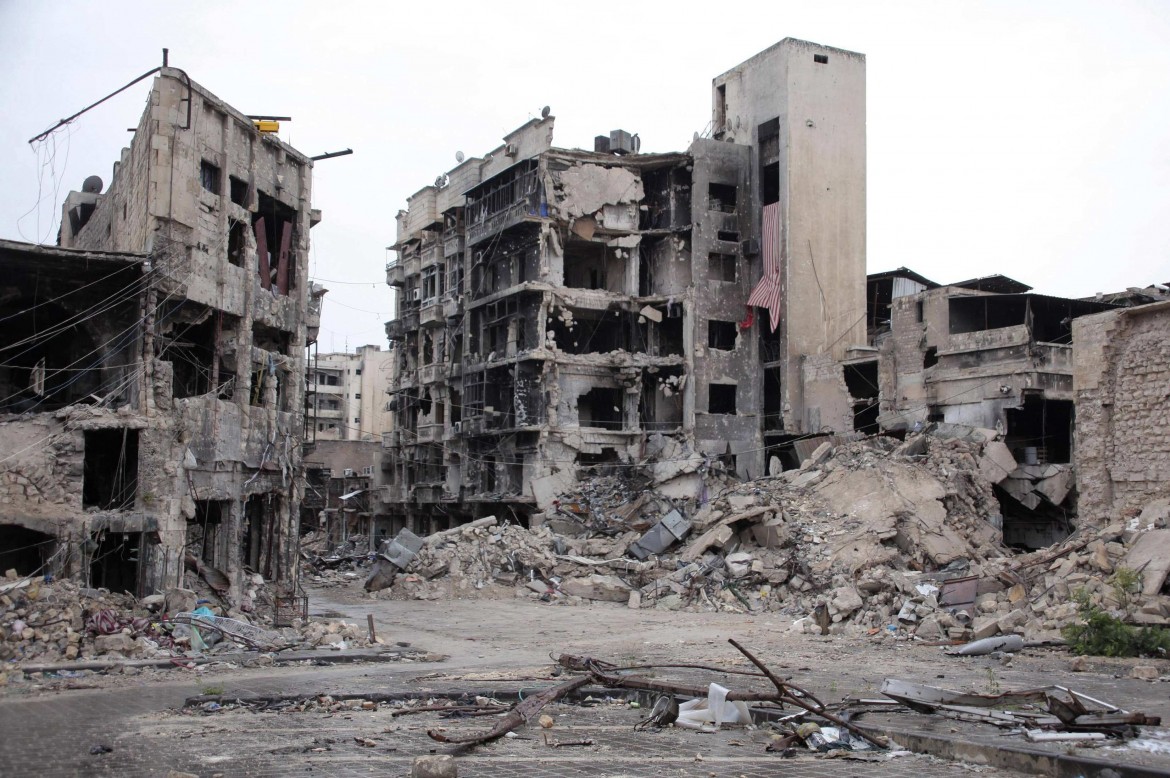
[867,269,1118,548]
[382,39,869,533]
[0,67,320,600]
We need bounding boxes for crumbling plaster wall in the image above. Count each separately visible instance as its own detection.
[1074,303,1170,523]
[688,140,760,478]
[49,71,313,595]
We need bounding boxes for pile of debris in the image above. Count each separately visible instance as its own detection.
[0,569,374,670]
[362,430,1170,647]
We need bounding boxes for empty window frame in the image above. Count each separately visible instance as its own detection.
[708,183,738,213]
[83,429,139,510]
[200,160,221,195]
[229,175,249,207]
[708,383,737,414]
[708,320,738,350]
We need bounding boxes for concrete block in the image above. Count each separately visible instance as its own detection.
[412,755,457,778]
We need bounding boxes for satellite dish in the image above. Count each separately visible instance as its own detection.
[455,150,465,163]
[541,105,551,119]
[82,175,103,194]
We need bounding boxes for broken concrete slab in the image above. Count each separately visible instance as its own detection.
[561,574,633,602]
[1124,529,1170,595]
[978,441,1018,484]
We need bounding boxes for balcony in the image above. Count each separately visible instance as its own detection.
[443,234,465,258]
[386,260,405,287]
[416,423,441,443]
[443,295,461,320]
[382,430,401,448]
[419,300,444,328]
[418,363,446,385]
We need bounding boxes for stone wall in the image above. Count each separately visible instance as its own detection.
[1074,302,1170,523]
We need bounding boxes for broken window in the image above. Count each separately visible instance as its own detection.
[717,230,739,243]
[763,366,784,431]
[577,387,624,430]
[252,322,291,355]
[563,239,625,293]
[949,295,1027,334]
[253,191,297,296]
[83,429,138,510]
[161,307,237,400]
[844,361,880,434]
[759,324,782,363]
[708,253,737,283]
[640,367,684,430]
[923,347,939,369]
[814,54,829,64]
[1005,396,1074,465]
[547,306,638,355]
[89,530,142,595]
[189,500,229,568]
[228,220,247,267]
[708,320,738,350]
[708,383,737,415]
[0,525,54,577]
[200,160,221,195]
[759,118,780,206]
[708,182,738,214]
[229,175,248,207]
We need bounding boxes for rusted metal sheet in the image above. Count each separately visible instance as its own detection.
[276,220,292,295]
[254,217,271,290]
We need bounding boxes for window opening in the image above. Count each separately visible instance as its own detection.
[708,320,738,350]
[200,161,221,195]
[708,383,737,414]
[708,183,738,213]
[83,429,139,509]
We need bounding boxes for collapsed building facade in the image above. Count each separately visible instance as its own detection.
[382,39,867,532]
[0,69,319,598]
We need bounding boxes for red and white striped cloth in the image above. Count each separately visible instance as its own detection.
[746,202,783,332]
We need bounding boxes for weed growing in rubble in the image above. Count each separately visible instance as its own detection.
[200,683,225,696]
[1063,588,1170,658]
[983,667,1001,696]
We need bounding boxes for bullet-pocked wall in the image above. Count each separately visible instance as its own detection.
[21,69,319,598]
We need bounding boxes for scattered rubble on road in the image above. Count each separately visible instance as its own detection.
[0,565,379,676]
[347,430,1170,650]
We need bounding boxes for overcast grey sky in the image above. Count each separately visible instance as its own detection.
[1,1,1167,352]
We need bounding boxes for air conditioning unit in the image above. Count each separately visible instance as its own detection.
[343,468,356,477]
[411,289,421,301]
[452,421,462,434]
[504,143,518,157]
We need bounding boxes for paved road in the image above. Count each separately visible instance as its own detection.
[0,584,1162,776]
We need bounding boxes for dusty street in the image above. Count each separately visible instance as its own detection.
[3,581,1166,776]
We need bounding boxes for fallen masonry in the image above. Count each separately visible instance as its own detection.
[346,430,1170,650]
[179,640,1165,766]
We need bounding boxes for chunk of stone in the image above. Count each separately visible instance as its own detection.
[412,755,457,778]
[561,574,632,602]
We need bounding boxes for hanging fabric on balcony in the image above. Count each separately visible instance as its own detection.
[746,202,782,332]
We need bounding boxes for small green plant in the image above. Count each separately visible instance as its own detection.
[984,667,1001,696]
[200,683,225,696]
[1063,587,1170,658]
[1111,566,1142,616]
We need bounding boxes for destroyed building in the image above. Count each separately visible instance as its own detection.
[381,39,867,532]
[302,439,386,551]
[866,268,1119,546]
[0,68,320,598]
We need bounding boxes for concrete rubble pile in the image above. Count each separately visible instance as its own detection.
[366,431,1170,645]
[0,568,373,670]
